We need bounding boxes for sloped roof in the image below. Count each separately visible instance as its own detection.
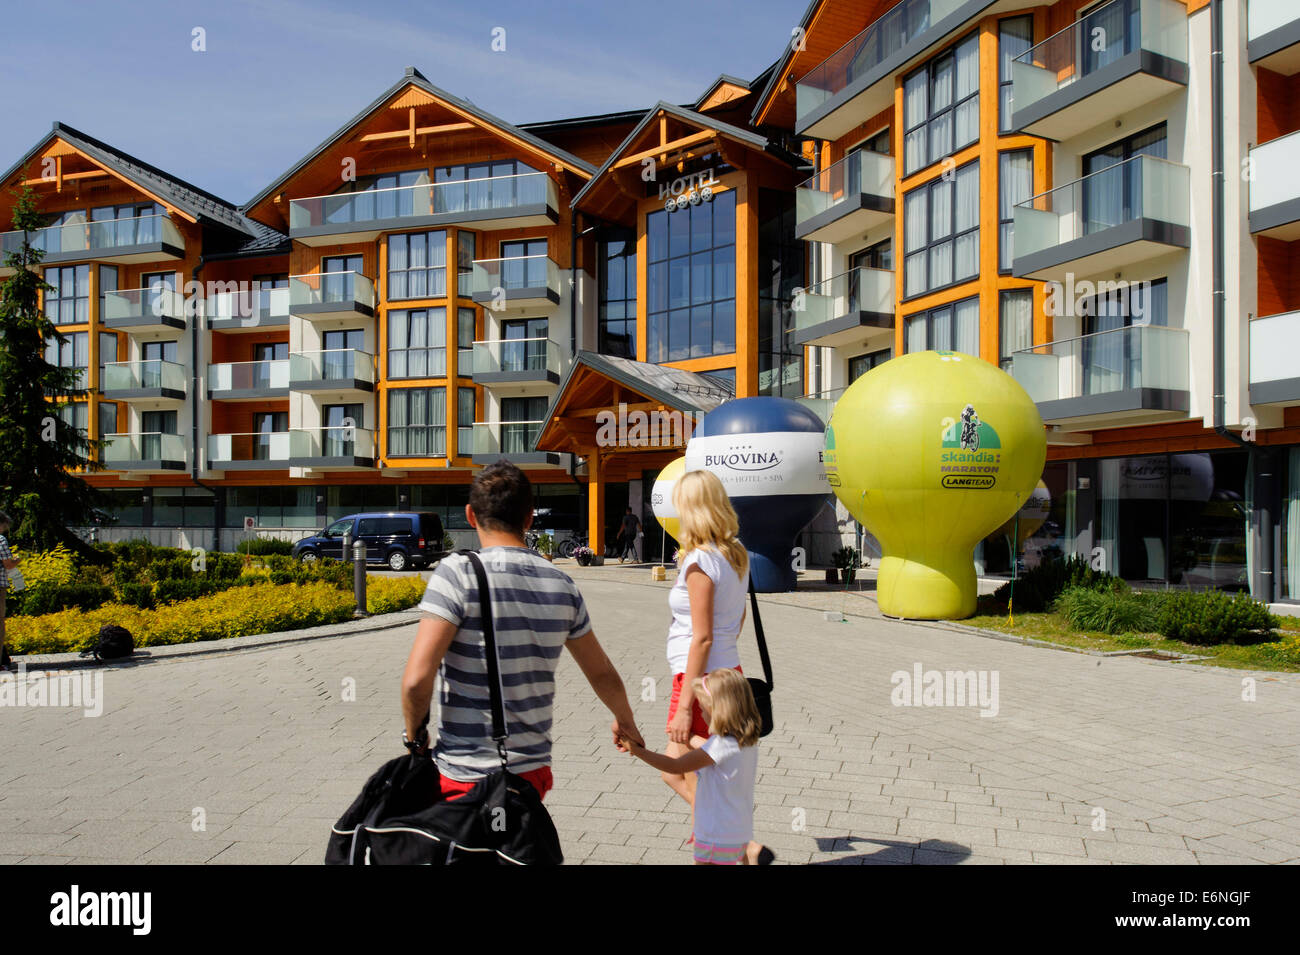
[560,352,734,416]
[244,67,597,211]
[1,122,254,237]
[571,100,797,211]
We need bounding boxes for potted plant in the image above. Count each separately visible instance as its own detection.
[573,544,595,567]
[537,533,555,562]
[832,546,859,585]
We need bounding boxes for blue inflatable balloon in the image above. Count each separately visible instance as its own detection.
[685,397,832,592]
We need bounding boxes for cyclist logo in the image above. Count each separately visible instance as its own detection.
[960,404,980,453]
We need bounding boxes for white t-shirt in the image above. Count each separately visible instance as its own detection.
[695,734,759,846]
[666,547,746,674]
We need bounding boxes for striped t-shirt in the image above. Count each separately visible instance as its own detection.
[418,547,592,780]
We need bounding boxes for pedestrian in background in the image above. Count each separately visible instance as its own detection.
[0,511,20,672]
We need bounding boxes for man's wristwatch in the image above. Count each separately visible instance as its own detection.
[402,728,428,753]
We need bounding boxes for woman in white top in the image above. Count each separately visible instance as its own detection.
[660,470,770,863]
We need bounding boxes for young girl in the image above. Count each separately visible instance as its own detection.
[623,667,770,865]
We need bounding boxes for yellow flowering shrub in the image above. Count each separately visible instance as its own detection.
[13,544,77,590]
[366,575,426,615]
[6,581,355,656]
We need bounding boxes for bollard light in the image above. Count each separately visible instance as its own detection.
[353,540,368,617]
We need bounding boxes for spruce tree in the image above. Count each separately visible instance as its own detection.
[0,183,103,549]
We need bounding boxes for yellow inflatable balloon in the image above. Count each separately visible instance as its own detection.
[650,456,686,542]
[824,351,1046,619]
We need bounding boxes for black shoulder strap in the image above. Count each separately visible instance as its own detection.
[748,577,774,691]
[462,550,509,772]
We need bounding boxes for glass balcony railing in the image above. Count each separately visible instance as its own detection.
[0,213,184,261]
[289,272,375,313]
[796,0,965,124]
[795,151,894,230]
[288,349,375,386]
[456,425,475,456]
[101,359,187,394]
[101,287,186,326]
[1011,0,1188,122]
[469,255,560,298]
[470,420,544,456]
[1248,0,1298,44]
[289,427,376,460]
[1009,324,1189,405]
[1012,155,1189,262]
[208,359,290,393]
[207,432,291,465]
[1250,310,1300,388]
[471,337,561,377]
[1249,129,1300,217]
[205,287,290,326]
[796,387,847,425]
[102,432,185,464]
[794,268,894,334]
[289,173,556,232]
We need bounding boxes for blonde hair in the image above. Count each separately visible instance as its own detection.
[672,469,749,580]
[694,668,760,747]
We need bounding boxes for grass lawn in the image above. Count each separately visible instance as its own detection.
[963,611,1300,673]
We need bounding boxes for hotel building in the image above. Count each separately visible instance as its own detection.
[4,0,1299,601]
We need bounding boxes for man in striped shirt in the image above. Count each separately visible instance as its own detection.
[402,462,643,800]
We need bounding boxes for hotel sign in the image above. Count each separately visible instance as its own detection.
[659,167,719,212]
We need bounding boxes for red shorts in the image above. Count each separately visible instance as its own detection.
[667,666,742,739]
[439,766,552,802]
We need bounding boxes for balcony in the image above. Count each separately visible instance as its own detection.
[288,427,376,469]
[1249,130,1300,240]
[791,268,894,348]
[1010,0,1188,141]
[100,359,187,402]
[207,359,290,399]
[469,255,562,310]
[1012,155,1189,283]
[795,0,991,139]
[1249,310,1300,405]
[287,173,559,246]
[288,272,375,321]
[207,432,291,470]
[469,420,565,466]
[206,287,290,332]
[795,152,893,244]
[0,213,184,276]
[796,387,846,428]
[470,337,562,385]
[101,432,186,472]
[288,349,375,394]
[1248,0,1300,73]
[1009,324,1189,434]
[100,287,186,332]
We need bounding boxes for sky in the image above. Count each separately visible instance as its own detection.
[0,0,802,206]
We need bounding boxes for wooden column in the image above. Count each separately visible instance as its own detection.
[588,450,605,553]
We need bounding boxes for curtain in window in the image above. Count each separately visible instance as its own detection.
[408,312,428,378]
[906,315,926,353]
[904,190,928,297]
[388,311,408,378]
[954,298,979,356]
[904,71,928,172]
[1099,458,1122,578]
[954,164,979,280]
[999,289,1034,364]
[954,35,980,146]
[999,151,1033,270]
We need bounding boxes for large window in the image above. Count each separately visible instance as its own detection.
[501,396,547,454]
[89,202,163,245]
[999,16,1034,132]
[388,386,446,457]
[457,232,476,290]
[457,307,476,374]
[388,231,446,300]
[903,160,979,298]
[224,487,316,529]
[999,288,1034,370]
[45,331,88,390]
[434,160,541,212]
[44,265,89,325]
[905,296,979,355]
[599,229,637,358]
[456,386,476,456]
[849,348,890,383]
[327,169,427,223]
[999,150,1033,272]
[388,307,446,378]
[151,487,215,529]
[1082,124,1168,236]
[501,317,548,372]
[903,32,979,175]
[646,189,736,364]
[758,188,805,397]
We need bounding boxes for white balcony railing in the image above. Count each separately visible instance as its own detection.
[470,420,544,455]
[1009,324,1189,405]
[289,174,556,231]
[207,432,291,465]
[470,337,561,377]
[207,359,290,392]
[1249,128,1300,215]
[101,359,187,394]
[795,268,894,335]
[102,432,185,464]
[288,349,376,386]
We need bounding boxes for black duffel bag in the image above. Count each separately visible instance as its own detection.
[326,550,563,865]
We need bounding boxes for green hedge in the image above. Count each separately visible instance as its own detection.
[1156,590,1279,645]
[992,554,1121,613]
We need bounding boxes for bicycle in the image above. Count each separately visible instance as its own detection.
[556,531,587,560]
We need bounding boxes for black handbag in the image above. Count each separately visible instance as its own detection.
[747,581,775,738]
[325,550,563,865]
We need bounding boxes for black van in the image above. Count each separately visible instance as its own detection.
[292,512,445,571]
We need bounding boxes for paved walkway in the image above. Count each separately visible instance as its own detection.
[2,572,1298,865]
